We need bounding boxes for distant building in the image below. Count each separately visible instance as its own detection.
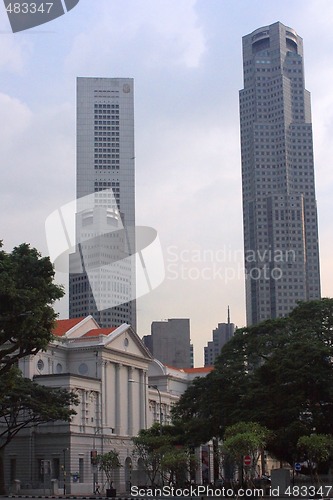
[143,318,193,368]
[204,309,235,366]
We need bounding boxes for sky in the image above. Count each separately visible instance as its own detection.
[1,0,333,366]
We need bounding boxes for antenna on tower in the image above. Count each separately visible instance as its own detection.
[227,305,230,325]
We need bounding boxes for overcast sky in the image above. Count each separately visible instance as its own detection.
[1,0,333,365]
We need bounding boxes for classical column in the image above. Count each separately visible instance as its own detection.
[115,363,121,434]
[103,361,108,426]
[138,370,146,430]
[127,367,133,435]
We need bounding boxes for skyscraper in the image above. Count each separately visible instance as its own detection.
[143,319,193,368]
[240,22,321,325]
[204,308,235,366]
[69,77,136,329]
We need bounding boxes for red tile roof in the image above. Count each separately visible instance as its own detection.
[82,328,117,338]
[165,365,214,374]
[181,366,214,373]
[53,318,85,337]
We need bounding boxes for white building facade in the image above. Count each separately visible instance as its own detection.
[3,318,208,494]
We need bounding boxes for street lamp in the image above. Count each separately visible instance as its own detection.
[63,448,68,495]
[92,428,102,494]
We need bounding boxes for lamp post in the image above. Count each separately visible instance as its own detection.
[63,448,68,495]
[92,428,102,494]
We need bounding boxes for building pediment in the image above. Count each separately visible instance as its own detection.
[102,324,152,360]
[53,317,152,361]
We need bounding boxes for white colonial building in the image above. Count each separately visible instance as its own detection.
[3,317,212,494]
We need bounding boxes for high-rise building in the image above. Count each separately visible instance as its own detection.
[69,77,136,329]
[143,319,193,368]
[240,22,321,325]
[204,308,235,366]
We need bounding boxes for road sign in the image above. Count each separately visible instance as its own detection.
[294,462,302,472]
[244,455,252,467]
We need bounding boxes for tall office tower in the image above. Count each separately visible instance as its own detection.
[240,22,321,325]
[204,308,235,366]
[69,77,136,329]
[143,319,193,368]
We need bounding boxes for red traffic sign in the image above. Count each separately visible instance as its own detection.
[244,455,252,467]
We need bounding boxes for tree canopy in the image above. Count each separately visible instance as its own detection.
[222,422,270,482]
[132,423,197,486]
[297,433,333,477]
[172,299,333,465]
[0,242,64,374]
[97,450,122,489]
[132,424,173,486]
[0,368,77,451]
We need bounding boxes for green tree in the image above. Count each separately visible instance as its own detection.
[161,447,197,487]
[172,318,290,445]
[246,332,333,464]
[0,368,78,494]
[171,374,221,446]
[297,434,333,481]
[97,450,122,490]
[172,299,333,466]
[223,422,270,484]
[132,424,170,486]
[0,243,63,374]
[132,423,197,487]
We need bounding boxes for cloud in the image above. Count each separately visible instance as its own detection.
[136,114,240,224]
[0,93,75,253]
[63,0,206,75]
[0,92,32,140]
[0,33,32,73]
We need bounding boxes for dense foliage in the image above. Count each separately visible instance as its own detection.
[172,299,333,465]
[97,450,122,489]
[0,242,63,374]
[0,368,77,451]
[132,423,197,486]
